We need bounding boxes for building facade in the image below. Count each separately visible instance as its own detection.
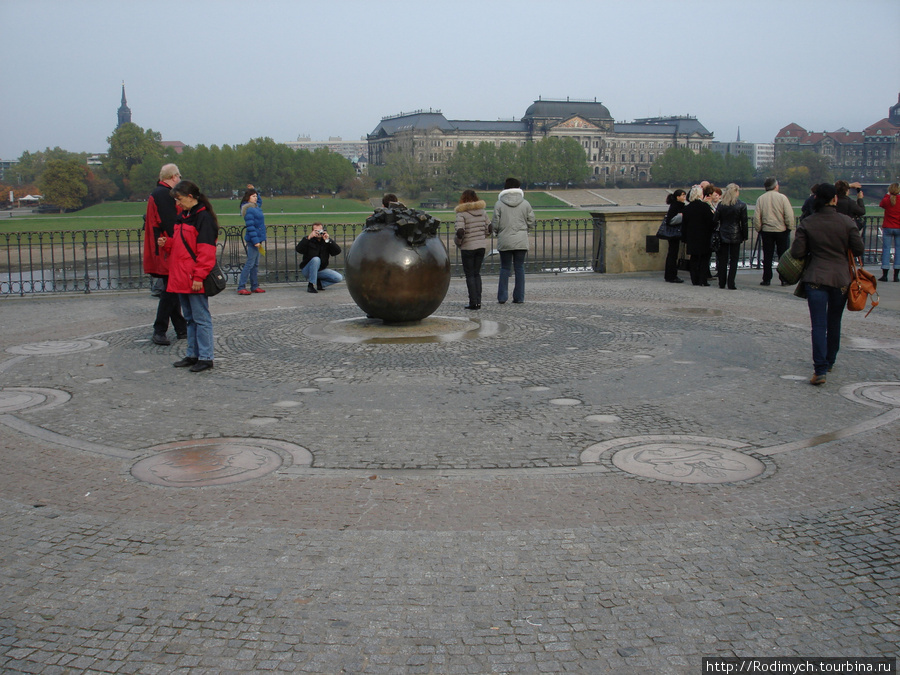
[367,99,714,184]
[709,140,774,171]
[285,136,368,162]
[774,93,900,181]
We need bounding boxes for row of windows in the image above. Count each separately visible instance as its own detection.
[410,138,684,151]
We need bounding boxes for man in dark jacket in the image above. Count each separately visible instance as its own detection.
[296,222,342,293]
[143,163,187,345]
[835,180,866,238]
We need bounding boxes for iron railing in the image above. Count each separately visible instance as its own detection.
[1,218,599,296]
[1,215,890,296]
[731,215,886,271]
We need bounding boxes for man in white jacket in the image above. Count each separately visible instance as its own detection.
[754,177,795,286]
[491,177,536,304]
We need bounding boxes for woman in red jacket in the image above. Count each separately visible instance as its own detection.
[158,180,219,372]
[878,183,900,282]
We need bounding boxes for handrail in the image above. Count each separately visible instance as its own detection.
[1,218,599,296]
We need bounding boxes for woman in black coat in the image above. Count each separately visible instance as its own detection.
[713,183,749,289]
[681,185,715,286]
[663,189,687,283]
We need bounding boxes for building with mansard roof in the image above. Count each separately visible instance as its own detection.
[367,98,714,184]
[774,93,900,181]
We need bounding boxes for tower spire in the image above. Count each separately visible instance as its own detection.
[736,126,741,142]
[117,82,132,128]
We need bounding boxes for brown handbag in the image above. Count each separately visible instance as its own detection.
[846,252,878,317]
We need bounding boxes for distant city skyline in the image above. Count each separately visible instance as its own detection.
[2,0,898,160]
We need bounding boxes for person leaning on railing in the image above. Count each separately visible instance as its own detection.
[835,180,866,238]
[877,183,900,282]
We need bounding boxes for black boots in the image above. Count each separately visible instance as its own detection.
[879,269,889,282]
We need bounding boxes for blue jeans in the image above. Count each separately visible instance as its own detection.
[498,249,526,303]
[301,257,343,288]
[805,284,846,376]
[237,244,261,290]
[881,228,900,270]
[179,293,214,361]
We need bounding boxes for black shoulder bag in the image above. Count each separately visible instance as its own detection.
[179,226,227,297]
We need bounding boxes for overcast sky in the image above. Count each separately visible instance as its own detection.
[2,0,898,160]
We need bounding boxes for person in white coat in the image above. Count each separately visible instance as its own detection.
[491,177,535,304]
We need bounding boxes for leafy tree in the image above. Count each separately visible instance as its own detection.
[536,137,590,186]
[773,150,832,198]
[84,169,117,206]
[128,159,165,197]
[446,138,588,190]
[651,147,756,187]
[696,150,725,184]
[378,149,432,198]
[339,175,372,201]
[38,159,88,210]
[648,147,696,186]
[7,147,88,184]
[722,154,755,185]
[105,123,164,193]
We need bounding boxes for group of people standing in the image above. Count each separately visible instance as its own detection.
[662,180,750,289]
[661,176,900,387]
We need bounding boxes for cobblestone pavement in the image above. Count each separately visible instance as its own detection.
[1,272,898,674]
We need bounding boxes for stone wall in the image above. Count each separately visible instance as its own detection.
[591,208,668,274]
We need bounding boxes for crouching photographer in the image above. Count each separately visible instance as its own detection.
[296,222,343,294]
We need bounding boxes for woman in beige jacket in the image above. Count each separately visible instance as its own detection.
[454,189,490,310]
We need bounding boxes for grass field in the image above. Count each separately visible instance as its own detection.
[0,193,582,233]
[2,190,832,234]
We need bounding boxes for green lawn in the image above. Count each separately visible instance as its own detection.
[0,192,579,233]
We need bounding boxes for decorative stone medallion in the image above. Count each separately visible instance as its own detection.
[612,443,765,484]
[132,438,312,487]
[6,339,108,356]
[0,387,71,413]
[582,435,765,484]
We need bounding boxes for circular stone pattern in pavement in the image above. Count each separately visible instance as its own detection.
[841,382,900,408]
[131,438,312,487]
[6,339,108,356]
[304,316,502,344]
[0,387,71,413]
[582,435,766,484]
[612,442,765,484]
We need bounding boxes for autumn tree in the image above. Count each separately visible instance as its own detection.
[773,150,833,198]
[38,159,88,210]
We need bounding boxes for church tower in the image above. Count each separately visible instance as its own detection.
[117,82,132,128]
